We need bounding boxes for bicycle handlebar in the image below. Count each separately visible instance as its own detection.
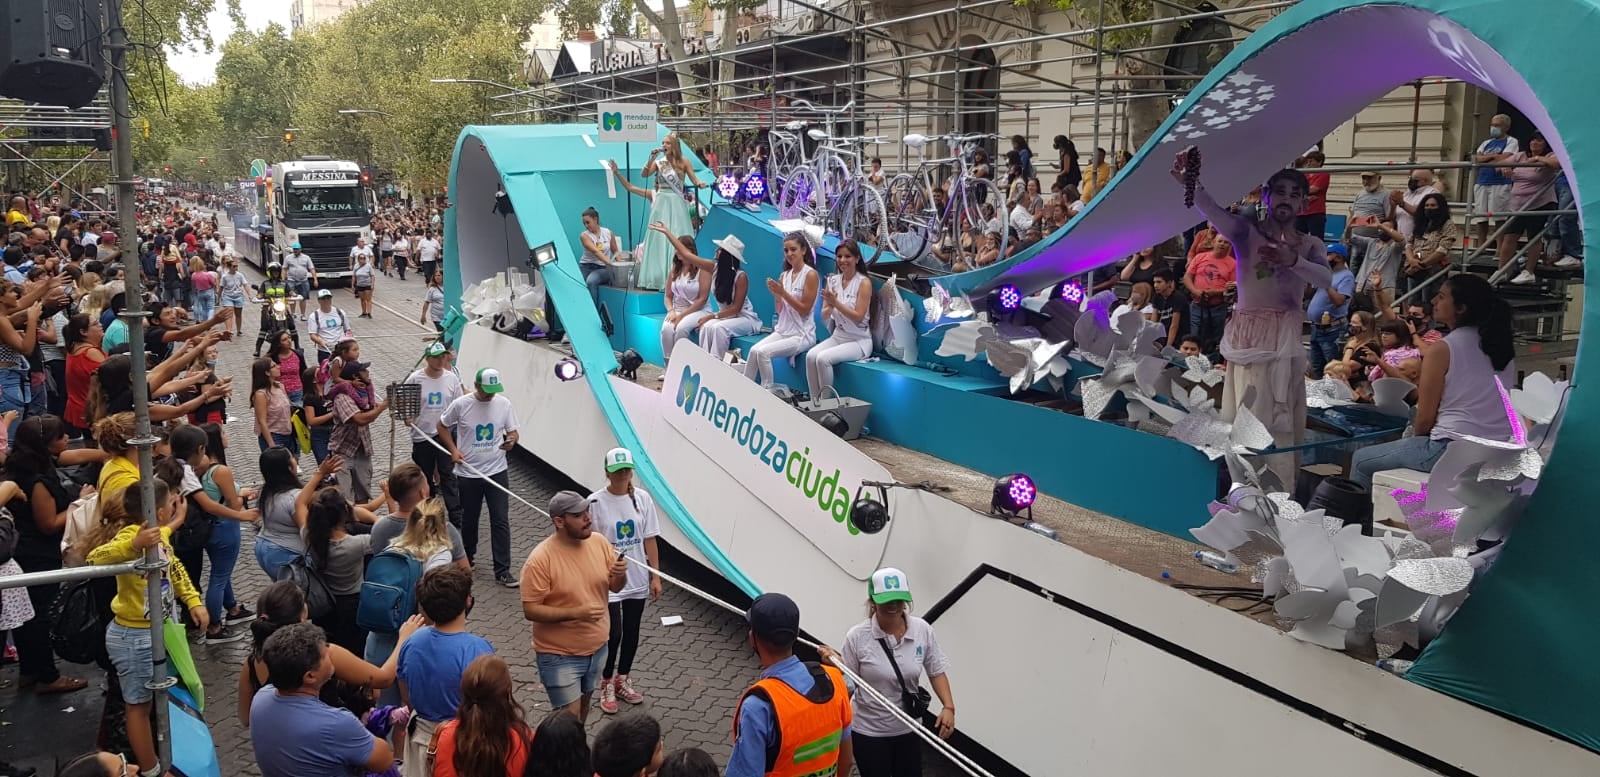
[790,98,855,115]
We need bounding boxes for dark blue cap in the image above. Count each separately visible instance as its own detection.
[747,592,800,644]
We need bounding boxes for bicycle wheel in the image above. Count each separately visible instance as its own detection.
[793,168,829,226]
[955,177,1007,269]
[778,166,817,220]
[833,183,890,264]
[885,174,931,261]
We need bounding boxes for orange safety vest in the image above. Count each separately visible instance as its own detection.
[732,662,853,777]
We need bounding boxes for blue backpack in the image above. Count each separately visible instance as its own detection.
[356,549,423,633]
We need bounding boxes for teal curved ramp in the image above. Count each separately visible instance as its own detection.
[443,125,759,597]
[448,0,1600,749]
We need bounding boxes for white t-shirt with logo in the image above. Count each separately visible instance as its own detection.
[406,367,465,443]
[349,245,374,264]
[586,486,661,602]
[439,394,518,478]
[417,238,441,263]
[308,306,352,349]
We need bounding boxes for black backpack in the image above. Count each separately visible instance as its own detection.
[49,578,104,665]
[277,553,336,620]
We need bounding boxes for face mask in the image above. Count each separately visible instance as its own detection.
[1489,126,1503,138]
[1407,179,1420,192]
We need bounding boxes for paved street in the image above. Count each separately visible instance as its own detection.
[0,220,966,776]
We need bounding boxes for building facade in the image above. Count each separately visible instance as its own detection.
[291,0,366,31]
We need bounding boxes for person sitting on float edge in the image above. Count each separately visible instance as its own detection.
[727,592,854,777]
[1349,274,1517,490]
[805,239,873,400]
[650,223,762,361]
[744,232,819,388]
[579,207,621,313]
[657,233,712,363]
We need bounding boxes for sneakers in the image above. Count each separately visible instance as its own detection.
[496,573,520,588]
[224,606,257,625]
[201,625,249,645]
[615,674,644,705]
[598,677,620,714]
[1511,269,1539,285]
[1554,255,1583,269]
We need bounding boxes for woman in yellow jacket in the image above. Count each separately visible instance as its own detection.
[87,480,208,777]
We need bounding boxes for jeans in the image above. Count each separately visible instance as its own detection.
[309,426,332,464]
[0,367,30,431]
[204,518,241,626]
[162,283,186,309]
[604,597,647,678]
[1554,177,1583,259]
[254,536,301,580]
[412,438,462,526]
[459,470,511,577]
[192,288,216,322]
[1349,436,1450,490]
[258,432,298,455]
[1189,302,1229,349]
[582,264,612,309]
[287,279,312,301]
[1307,324,1345,378]
[537,647,608,709]
[106,621,154,704]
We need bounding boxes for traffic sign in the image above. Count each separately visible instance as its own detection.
[249,159,267,178]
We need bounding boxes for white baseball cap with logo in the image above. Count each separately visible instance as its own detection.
[869,567,913,605]
[475,367,505,394]
[605,447,635,472]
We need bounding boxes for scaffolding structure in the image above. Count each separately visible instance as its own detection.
[451,0,1577,341]
[495,0,1298,174]
[0,86,116,209]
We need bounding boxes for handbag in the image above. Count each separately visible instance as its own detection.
[877,637,932,719]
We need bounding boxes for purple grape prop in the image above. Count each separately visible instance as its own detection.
[1182,146,1202,208]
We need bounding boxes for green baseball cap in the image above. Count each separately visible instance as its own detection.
[475,367,504,393]
[869,568,912,605]
[425,341,449,357]
[605,447,635,472]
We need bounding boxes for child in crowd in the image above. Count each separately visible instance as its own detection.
[397,566,495,777]
[86,481,207,776]
[593,713,665,777]
[658,749,720,777]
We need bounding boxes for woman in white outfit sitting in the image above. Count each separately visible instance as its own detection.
[806,239,873,398]
[745,232,819,386]
[650,223,762,359]
[658,234,711,362]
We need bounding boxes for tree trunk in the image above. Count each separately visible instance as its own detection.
[715,5,740,113]
[1119,2,1182,151]
[634,0,703,113]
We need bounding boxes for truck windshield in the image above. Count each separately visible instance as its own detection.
[284,185,363,216]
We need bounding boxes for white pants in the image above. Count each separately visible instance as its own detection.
[660,310,711,363]
[805,334,873,398]
[744,332,815,386]
[402,716,441,777]
[700,316,761,358]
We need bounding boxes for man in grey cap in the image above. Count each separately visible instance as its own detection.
[728,593,854,777]
[519,490,628,722]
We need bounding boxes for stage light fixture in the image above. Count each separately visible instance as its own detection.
[849,482,892,534]
[991,473,1037,519]
[554,359,584,381]
[1057,279,1085,305]
[988,283,1023,319]
[532,241,559,267]
[493,187,515,216]
[743,171,767,201]
[616,349,643,381]
[717,174,740,199]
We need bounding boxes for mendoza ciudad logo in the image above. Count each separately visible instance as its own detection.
[602,112,622,131]
[675,366,860,533]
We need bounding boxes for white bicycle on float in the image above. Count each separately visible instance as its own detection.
[776,99,853,221]
[884,132,1008,270]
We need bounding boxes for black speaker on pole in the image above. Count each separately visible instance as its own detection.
[0,0,107,109]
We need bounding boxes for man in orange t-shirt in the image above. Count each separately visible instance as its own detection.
[520,490,628,721]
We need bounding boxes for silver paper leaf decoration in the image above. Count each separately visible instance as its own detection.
[1386,557,1474,596]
